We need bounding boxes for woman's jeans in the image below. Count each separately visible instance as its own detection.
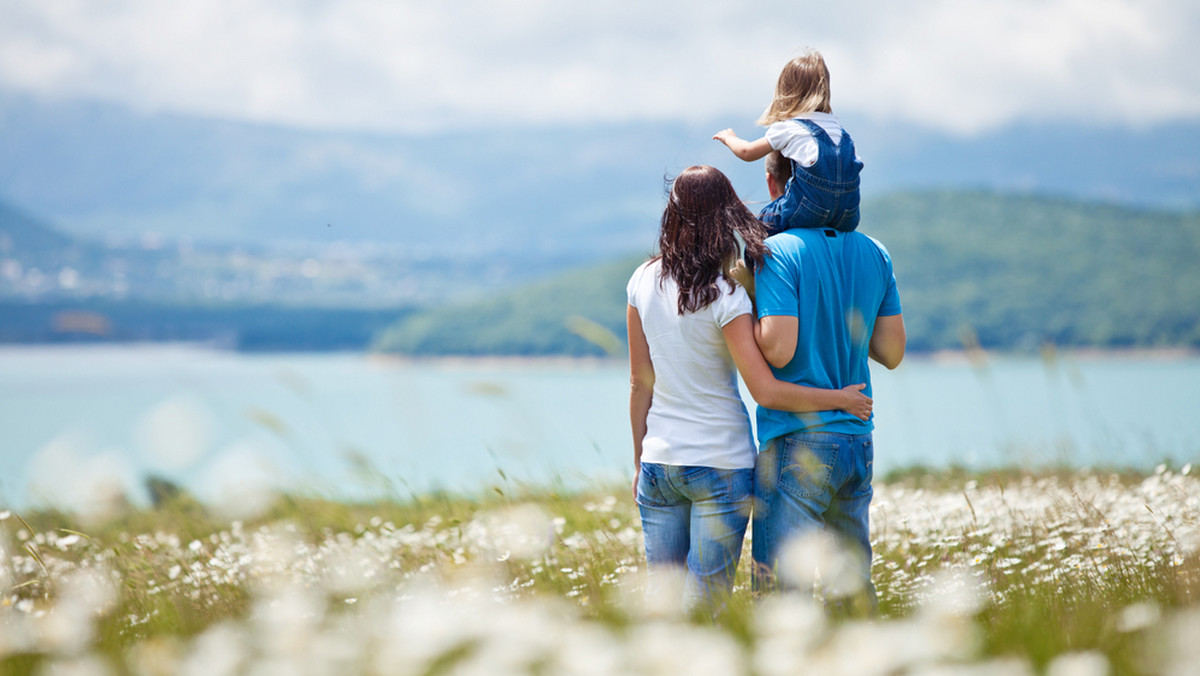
[751,431,877,610]
[636,463,753,610]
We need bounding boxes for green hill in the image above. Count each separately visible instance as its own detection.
[372,191,1200,357]
[372,256,640,357]
[866,191,1200,351]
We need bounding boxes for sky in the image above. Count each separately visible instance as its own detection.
[1,0,1198,137]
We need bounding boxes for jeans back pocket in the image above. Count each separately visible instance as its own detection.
[778,438,840,502]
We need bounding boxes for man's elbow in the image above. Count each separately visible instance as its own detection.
[762,346,792,369]
[756,316,797,368]
[874,348,904,370]
[870,315,906,369]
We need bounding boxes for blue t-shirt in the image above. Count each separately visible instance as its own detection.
[755,228,902,442]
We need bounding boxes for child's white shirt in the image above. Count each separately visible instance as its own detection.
[765,112,858,168]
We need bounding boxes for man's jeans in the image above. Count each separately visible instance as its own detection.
[751,431,877,608]
[637,463,753,610]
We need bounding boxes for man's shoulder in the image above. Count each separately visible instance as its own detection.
[766,229,893,267]
[764,231,811,266]
[765,227,842,253]
[850,231,893,260]
[766,228,816,248]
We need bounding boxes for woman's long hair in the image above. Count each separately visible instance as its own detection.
[657,165,769,315]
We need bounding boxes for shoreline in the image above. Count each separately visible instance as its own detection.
[0,341,1196,364]
[920,345,1200,364]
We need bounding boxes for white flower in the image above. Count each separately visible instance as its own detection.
[1115,602,1161,633]
[1046,652,1110,676]
[466,504,554,561]
[778,530,866,599]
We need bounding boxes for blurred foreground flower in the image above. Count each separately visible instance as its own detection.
[468,504,554,561]
[2,471,1199,674]
[778,529,867,598]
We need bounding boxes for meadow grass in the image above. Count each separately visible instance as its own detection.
[3,467,1199,675]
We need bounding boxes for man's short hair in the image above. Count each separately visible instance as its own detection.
[765,150,792,185]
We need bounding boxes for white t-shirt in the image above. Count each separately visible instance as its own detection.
[626,259,756,470]
[765,112,859,168]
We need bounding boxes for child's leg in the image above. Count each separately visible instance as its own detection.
[829,188,861,232]
[756,198,786,236]
[779,172,829,231]
[831,209,859,232]
[784,202,828,230]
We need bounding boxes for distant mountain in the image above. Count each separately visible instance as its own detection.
[374,191,1200,356]
[0,194,566,308]
[0,199,113,289]
[0,200,82,256]
[0,197,421,349]
[2,91,1198,265]
[0,92,676,260]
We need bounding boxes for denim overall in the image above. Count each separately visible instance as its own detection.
[759,119,863,235]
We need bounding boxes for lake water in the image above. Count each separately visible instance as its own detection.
[2,345,1197,511]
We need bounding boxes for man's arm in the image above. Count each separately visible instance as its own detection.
[724,314,872,419]
[755,314,798,369]
[869,314,906,369]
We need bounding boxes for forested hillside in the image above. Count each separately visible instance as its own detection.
[870,192,1200,351]
[372,257,639,357]
[373,191,1200,357]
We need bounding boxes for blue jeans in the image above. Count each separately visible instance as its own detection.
[637,463,753,610]
[751,431,877,608]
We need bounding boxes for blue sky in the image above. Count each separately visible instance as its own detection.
[2,0,1198,136]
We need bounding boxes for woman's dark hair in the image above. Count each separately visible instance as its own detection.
[657,165,769,315]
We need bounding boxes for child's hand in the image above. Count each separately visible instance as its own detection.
[713,128,740,146]
[839,383,873,421]
[713,130,771,161]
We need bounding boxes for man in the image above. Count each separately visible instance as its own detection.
[751,153,906,610]
[763,150,791,205]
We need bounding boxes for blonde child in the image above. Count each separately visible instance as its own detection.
[713,49,862,235]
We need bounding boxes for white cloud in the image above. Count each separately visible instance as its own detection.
[0,0,1196,134]
[830,0,1199,133]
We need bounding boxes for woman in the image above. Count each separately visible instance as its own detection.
[627,165,871,611]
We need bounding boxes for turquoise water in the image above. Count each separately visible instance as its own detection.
[2,345,1197,509]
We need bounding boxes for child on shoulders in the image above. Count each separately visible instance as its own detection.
[714,49,863,235]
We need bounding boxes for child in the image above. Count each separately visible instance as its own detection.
[713,49,863,235]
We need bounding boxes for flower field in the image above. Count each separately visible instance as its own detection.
[3,467,1199,675]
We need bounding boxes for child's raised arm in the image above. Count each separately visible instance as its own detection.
[713,129,773,162]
